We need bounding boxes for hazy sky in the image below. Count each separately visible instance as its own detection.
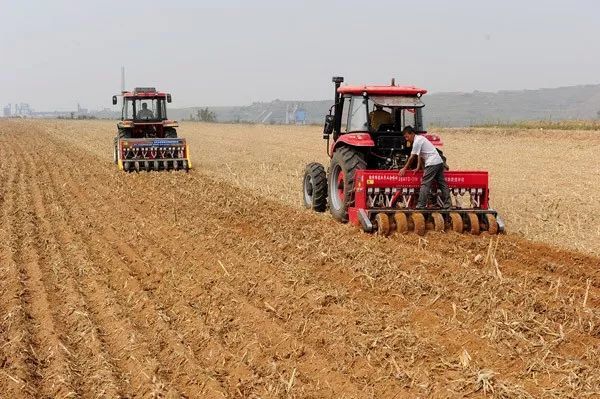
[2,0,600,111]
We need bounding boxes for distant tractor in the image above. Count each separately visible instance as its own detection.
[302,77,504,236]
[112,87,191,172]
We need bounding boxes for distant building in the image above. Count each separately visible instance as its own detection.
[14,103,32,117]
[2,104,10,117]
[294,107,307,124]
[77,103,88,116]
[285,103,308,125]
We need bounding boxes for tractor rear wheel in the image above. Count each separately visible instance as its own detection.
[328,147,366,222]
[302,162,327,212]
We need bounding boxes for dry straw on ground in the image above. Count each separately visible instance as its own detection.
[0,119,598,398]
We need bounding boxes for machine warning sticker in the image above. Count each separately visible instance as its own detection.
[446,176,466,183]
[152,139,183,145]
[367,174,420,183]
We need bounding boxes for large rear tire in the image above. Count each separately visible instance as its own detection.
[302,162,327,212]
[328,146,366,223]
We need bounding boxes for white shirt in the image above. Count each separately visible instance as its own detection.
[411,134,443,167]
[137,108,154,119]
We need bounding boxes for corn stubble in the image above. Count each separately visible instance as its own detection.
[0,119,598,398]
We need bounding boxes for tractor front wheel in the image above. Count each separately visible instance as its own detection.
[328,147,366,223]
[302,162,327,212]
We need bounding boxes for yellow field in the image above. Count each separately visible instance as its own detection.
[47,119,600,256]
[1,119,599,398]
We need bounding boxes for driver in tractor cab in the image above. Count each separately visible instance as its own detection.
[137,102,154,119]
[369,104,392,131]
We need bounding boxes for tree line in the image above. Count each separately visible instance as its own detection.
[189,107,217,122]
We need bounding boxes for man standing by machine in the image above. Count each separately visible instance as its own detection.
[399,126,451,209]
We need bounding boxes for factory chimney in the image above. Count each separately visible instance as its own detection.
[121,66,125,92]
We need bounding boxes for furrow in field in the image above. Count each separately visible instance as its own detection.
[39,130,369,398]
[15,120,600,396]
[0,140,38,398]
[15,139,124,398]
[9,137,78,397]
[31,135,229,398]
[117,166,600,396]
[168,173,600,396]
[40,130,589,396]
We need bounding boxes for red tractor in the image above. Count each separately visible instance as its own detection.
[112,87,192,172]
[302,77,504,236]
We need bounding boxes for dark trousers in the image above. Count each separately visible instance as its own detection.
[417,163,451,208]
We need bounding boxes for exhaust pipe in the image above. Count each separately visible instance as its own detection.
[332,76,344,133]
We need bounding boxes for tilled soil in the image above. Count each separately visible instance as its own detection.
[0,120,599,398]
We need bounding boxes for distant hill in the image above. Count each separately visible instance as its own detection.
[170,99,331,125]
[168,84,600,127]
[425,84,600,126]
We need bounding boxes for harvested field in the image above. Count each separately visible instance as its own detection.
[0,118,599,398]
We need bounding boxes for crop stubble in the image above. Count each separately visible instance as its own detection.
[0,119,599,398]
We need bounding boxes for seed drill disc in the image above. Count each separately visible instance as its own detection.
[467,213,480,235]
[375,213,391,236]
[449,212,463,233]
[431,212,444,232]
[485,214,498,235]
[394,213,408,234]
[411,212,426,236]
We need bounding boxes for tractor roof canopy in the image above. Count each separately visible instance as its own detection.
[122,87,168,98]
[338,85,427,97]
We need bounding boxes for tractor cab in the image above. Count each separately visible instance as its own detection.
[113,87,172,119]
[112,87,177,139]
[323,77,442,171]
[326,81,427,138]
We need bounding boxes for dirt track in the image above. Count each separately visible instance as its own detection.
[1,119,599,398]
